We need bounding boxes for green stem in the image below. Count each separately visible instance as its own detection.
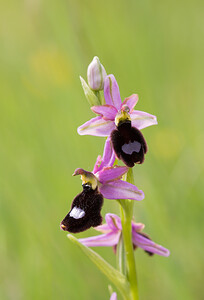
[119,169,139,300]
[94,90,106,105]
[116,234,126,276]
[94,91,102,105]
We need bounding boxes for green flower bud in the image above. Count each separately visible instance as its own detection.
[80,76,101,106]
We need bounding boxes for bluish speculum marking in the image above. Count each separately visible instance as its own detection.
[122,141,141,154]
[69,207,85,219]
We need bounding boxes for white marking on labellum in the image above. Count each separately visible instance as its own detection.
[69,207,85,219]
[122,141,141,155]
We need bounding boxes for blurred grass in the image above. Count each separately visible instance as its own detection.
[0,0,204,299]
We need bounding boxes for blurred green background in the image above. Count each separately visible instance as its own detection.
[0,0,204,299]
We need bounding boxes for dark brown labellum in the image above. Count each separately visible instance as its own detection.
[111,121,147,167]
[60,186,103,233]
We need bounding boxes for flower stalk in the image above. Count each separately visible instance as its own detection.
[119,169,139,300]
[60,56,170,300]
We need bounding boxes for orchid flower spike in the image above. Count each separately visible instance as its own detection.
[79,213,170,257]
[78,75,157,167]
[60,139,144,233]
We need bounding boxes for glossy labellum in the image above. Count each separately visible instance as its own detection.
[111,120,147,168]
[60,184,104,233]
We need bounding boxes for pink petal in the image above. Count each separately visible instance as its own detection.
[94,223,112,233]
[97,166,128,184]
[95,213,122,232]
[105,213,122,231]
[91,105,118,121]
[106,147,116,170]
[95,137,115,173]
[104,75,122,110]
[77,116,115,137]
[93,155,102,174]
[130,110,158,130]
[110,292,117,300]
[78,231,121,247]
[131,221,145,232]
[102,137,114,165]
[132,231,170,257]
[99,180,144,200]
[122,94,139,112]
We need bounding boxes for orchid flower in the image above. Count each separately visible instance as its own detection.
[78,75,157,167]
[60,139,144,233]
[75,138,144,201]
[79,213,170,257]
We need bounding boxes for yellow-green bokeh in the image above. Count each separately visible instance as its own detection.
[0,0,204,299]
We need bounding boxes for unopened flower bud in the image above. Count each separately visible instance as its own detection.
[87,56,107,91]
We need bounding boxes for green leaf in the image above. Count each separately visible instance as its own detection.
[67,234,130,299]
[79,76,101,106]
